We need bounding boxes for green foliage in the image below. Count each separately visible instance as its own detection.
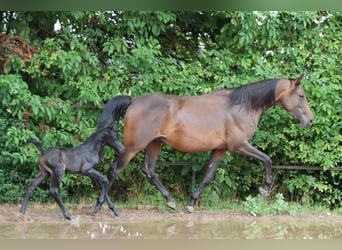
[284,171,342,208]
[242,193,290,216]
[0,11,341,209]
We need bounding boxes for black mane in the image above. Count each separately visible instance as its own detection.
[83,127,108,144]
[229,78,279,111]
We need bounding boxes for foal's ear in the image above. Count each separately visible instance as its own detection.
[294,74,304,85]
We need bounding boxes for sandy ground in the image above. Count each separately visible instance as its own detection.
[2,203,342,224]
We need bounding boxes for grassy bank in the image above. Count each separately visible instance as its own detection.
[97,193,342,217]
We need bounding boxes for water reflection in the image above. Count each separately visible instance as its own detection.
[1,219,342,239]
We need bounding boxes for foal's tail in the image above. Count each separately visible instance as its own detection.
[27,138,44,153]
[97,95,133,130]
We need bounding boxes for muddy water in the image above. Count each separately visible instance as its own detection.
[1,219,342,239]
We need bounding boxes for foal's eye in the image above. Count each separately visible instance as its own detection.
[299,94,304,98]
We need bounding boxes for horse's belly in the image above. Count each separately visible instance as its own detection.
[162,132,227,153]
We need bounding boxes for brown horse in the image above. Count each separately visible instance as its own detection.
[95,75,313,214]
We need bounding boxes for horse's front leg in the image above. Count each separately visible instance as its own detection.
[186,149,226,213]
[235,142,272,197]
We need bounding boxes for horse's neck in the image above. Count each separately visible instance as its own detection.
[246,109,264,128]
[256,102,277,123]
[244,103,275,128]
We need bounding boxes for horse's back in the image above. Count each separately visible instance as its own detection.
[126,92,224,128]
[124,92,231,152]
[129,92,228,112]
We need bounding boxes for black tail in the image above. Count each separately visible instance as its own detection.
[97,95,133,130]
[27,138,44,153]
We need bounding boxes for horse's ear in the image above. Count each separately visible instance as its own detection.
[294,74,304,85]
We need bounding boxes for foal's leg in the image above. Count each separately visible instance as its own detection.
[235,142,272,197]
[49,170,74,220]
[19,171,49,216]
[141,141,176,210]
[94,150,137,212]
[83,168,120,216]
[186,149,226,213]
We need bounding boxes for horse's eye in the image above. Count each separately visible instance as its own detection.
[299,94,304,98]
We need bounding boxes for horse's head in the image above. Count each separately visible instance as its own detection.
[276,75,313,127]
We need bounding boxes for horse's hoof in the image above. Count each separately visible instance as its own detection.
[185,206,194,213]
[18,213,33,223]
[167,201,177,210]
[258,187,269,198]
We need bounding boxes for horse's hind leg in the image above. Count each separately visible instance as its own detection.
[142,141,176,210]
[19,171,49,217]
[49,170,74,220]
[186,149,226,213]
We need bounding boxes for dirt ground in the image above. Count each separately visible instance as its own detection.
[2,203,342,224]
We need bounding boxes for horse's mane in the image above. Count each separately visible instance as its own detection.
[228,78,279,111]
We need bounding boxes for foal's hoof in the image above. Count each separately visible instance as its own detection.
[69,215,80,223]
[93,207,100,214]
[112,209,120,217]
[258,187,269,198]
[65,214,76,221]
[185,206,194,214]
[167,201,177,210]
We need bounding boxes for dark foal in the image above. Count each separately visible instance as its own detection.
[19,127,124,220]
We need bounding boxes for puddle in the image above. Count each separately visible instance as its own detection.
[1,219,342,239]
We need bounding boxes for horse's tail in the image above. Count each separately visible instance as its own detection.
[27,138,44,153]
[97,95,133,130]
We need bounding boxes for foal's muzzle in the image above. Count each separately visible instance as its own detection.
[116,144,125,154]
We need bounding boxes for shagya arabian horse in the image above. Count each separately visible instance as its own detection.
[95,75,313,213]
[20,127,124,220]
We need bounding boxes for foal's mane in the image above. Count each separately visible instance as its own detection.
[83,128,108,144]
[228,78,279,112]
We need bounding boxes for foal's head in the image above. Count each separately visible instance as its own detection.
[276,75,313,127]
[103,127,125,154]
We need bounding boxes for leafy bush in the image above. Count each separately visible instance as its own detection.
[242,193,290,216]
